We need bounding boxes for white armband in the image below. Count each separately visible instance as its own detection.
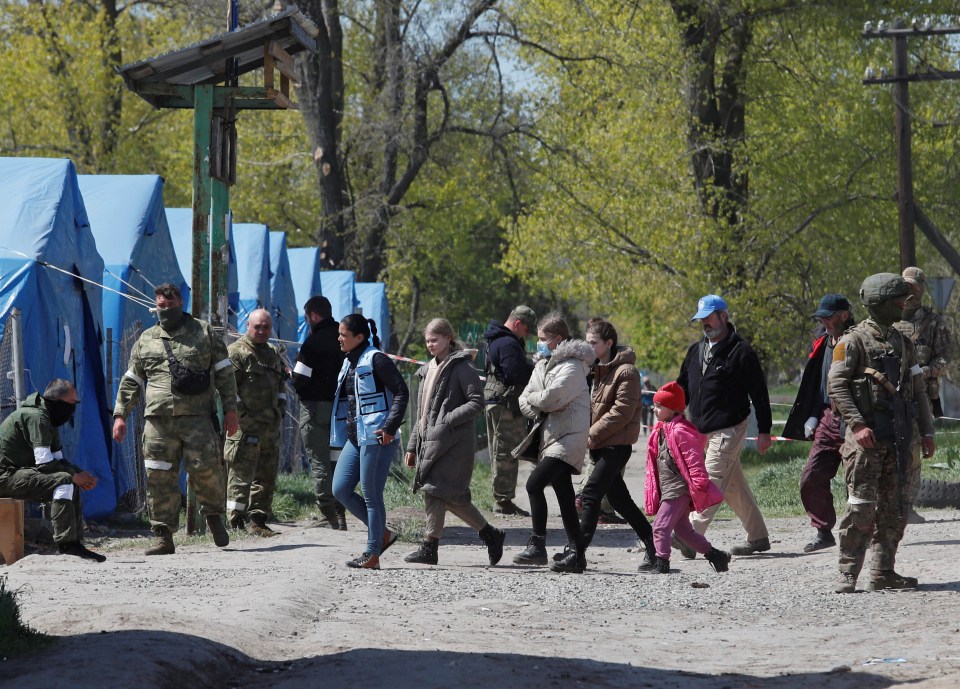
[294,361,312,377]
[910,364,923,377]
[214,358,232,372]
[52,450,63,460]
[124,370,145,387]
[34,447,55,464]
[277,393,288,402]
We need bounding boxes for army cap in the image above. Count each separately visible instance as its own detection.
[902,266,926,288]
[508,305,537,331]
[859,273,910,307]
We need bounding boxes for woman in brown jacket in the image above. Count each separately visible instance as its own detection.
[577,319,656,568]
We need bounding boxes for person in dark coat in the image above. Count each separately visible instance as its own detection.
[783,293,854,553]
[403,319,505,566]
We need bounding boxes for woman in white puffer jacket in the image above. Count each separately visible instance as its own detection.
[512,314,595,573]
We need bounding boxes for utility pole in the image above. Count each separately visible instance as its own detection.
[863,18,960,272]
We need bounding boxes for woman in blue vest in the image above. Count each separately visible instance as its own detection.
[331,314,410,569]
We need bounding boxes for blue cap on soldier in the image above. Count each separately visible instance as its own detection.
[691,294,728,321]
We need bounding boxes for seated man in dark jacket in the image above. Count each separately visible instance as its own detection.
[0,379,104,561]
[783,294,854,552]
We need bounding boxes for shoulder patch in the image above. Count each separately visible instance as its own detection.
[832,341,846,362]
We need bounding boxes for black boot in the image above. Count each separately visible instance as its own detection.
[512,534,547,566]
[637,556,670,574]
[549,542,586,573]
[205,515,230,547]
[404,540,439,565]
[479,524,506,566]
[638,536,657,568]
[318,504,341,530]
[705,547,730,573]
[58,541,106,562]
[336,503,348,531]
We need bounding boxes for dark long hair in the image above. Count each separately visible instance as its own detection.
[341,314,381,349]
[586,319,618,351]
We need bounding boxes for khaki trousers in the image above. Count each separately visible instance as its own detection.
[424,493,487,540]
[690,418,769,542]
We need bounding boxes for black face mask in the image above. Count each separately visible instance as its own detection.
[44,397,76,427]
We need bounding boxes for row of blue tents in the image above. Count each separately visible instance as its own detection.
[0,157,392,520]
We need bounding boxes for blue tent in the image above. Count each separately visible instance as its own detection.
[355,282,391,352]
[232,223,272,333]
[320,270,358,322]
[81,175,189,510]
[0,158,114,519]
[287,247,322,342]
[79,175,188,397]
[268,232,298,355]
[165,208,240,328]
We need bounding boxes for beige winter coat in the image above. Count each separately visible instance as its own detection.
[516,339,594,473]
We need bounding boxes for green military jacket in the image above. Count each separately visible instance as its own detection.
[228,335,288,426]
[114,314,238,418]
[827,319,935,438]
[0,393,79,474]
[894,305,953,401]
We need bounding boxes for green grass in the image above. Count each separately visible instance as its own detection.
[0,576,52,658]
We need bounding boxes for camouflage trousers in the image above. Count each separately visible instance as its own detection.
[485,402,527,503]
[837,435,906,577]
[299,400,336,508]
[0,463,81,543]
[224,420,281,521]
[143,415,224,532]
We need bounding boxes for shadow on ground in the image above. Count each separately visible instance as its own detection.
[0,630,909,689]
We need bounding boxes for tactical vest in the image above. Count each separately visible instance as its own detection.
[330,345,394,447]
[844,322,916,439]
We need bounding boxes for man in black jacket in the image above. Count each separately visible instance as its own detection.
[677,295,773,556]
[483,305,536,516]
[783,294,853,552]
[293,296,347,529]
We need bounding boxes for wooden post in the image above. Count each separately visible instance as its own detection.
[0,498,24,565]
[893,19,916,270]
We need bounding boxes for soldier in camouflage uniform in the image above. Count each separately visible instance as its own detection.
[0,379,105,561]
[482,306,536,516]
[225,309,289,537]
[827,273,936,593]
[895,266,953,525]
[112,284,239,555]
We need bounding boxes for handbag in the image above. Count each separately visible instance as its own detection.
[512,415,544,463]
[162,338,211,395]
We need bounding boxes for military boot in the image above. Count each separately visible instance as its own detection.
[206,515,230,547]
[479,524,506,566]
[638,536,657,568]
[637,557,670,574]
[336,503,348,531]
[229,515,247,531]
[549,543,586,574]
[512,534,547,566]
[145,526,175,556]
[868,570,918,591]
[404,540,439,565]
[705,547,731,573]
[835,573,858,594]
[318,504,342,530]
[249,514,278,538]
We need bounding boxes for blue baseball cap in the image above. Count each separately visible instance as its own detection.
[812,293,851,318]
[691,294,728,321]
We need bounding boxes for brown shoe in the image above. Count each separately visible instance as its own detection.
[145,526,175,556]
[382,528,399,554]
[346,552,380,569]
[250,515,278,538]
[205,515,230,547]
[835,573,857,594]
[869,570,918,591]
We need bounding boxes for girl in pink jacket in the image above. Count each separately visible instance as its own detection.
[640,382,731,574]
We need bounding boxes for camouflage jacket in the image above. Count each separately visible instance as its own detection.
[228,335,288,426]
[114,314,237,418]
[894,305,953,400]
[0,393,80,474]
[827,319,934,438]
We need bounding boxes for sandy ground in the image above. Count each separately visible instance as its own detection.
[2,446,959,689]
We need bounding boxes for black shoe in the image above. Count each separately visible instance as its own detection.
[803,529,836,553]
[907,507,926,525]
[479,525,506,566]
[671,534,697,559]
[58,542,106,563]
[229,515,246,531]
[318,505,342,530]
[638,556,670,574]
[729,537,770,556]
[549,546,586,574]
[705,547,730,573]
[638,537,657,568]
[494,500,530,517]
[552,542,574,562]
[205,515,230,547]
[512,534,547,566]
[404,540,439,565]
[336,504,348,531]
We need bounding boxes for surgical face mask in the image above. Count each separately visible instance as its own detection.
[43,397,76,427]
[157,305,184,330]
[536,341,552,358]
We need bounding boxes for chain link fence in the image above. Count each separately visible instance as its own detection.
[112,323,147,514]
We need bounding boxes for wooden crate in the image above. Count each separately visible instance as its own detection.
[0,498,24,565]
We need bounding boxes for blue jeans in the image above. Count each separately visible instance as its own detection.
[333,439,395,554]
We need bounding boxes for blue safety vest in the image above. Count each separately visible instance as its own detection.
[330,345,394,447]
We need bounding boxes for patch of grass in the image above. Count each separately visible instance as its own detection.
[272,473,316,522]
[0,576,52,658]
